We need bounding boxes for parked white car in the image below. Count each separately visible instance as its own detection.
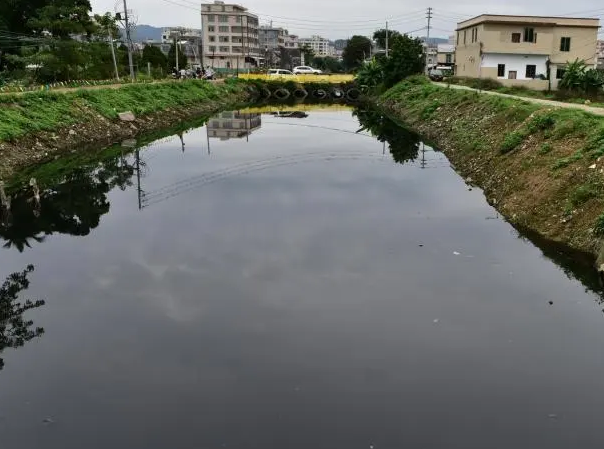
[267,69,295,77]
[293,66,322,75]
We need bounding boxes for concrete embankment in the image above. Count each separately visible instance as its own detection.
[380,77,604,261]
[0,80,249,181]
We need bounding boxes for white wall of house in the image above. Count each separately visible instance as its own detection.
[481,53,548,79]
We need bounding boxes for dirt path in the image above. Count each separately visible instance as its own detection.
[0,79,224,95]
[434,82,604,117]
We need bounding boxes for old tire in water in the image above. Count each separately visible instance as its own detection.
[312,89,327,99]
[346,88,361,101]
[261,87,272,99]
[293,88,308,99]
[273,88,291,100]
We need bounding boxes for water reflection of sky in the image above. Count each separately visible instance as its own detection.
[1,108,604,449]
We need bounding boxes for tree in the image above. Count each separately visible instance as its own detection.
[300,44,315,64]
[142,45,168,69]
[342,35,372,70]
[167,43,187,71]
[373,29,403,50]
[27,0,95,39]
[0,265,46,371]
[312,56,345,73]
[381,34,424,88]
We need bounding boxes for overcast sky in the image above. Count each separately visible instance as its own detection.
[90,1,604,39]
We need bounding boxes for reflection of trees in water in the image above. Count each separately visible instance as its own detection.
[0,155,136,252]
[0,265,45,371]
[353,107,421,164]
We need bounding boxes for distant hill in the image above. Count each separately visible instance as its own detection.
[421,37,449,45]
[128,25,163,42]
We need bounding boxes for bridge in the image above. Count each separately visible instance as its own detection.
[238,73,355,83]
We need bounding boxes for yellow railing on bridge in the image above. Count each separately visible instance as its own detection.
[238,73,355,83]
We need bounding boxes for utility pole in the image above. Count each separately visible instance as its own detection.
[385,21,389,57]
[108,27,120,80]
[122,0,135,80]
[175,35,180,71]
[425,7,433,74]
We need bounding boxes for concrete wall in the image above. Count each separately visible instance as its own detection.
[481,53,548,79]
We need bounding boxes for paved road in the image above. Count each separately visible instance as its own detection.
[434,82,604,117]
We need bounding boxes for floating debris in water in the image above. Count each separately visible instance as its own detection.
[453,251,461,256]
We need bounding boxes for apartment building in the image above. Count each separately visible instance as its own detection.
[455,15,600,89]
[259,26,287,50]
[285,34,299,49]
[201,1,261,70]
[298,35,335,57]
[160,27,203,67]
[437,44,455,68]
[207,111,262,140]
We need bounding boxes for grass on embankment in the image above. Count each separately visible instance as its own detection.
[0,80,244,142]
[381,77,604,255]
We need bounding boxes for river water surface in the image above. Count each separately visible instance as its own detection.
[1,105,604,449]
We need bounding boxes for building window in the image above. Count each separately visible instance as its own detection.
[463,30,466,44]
[525,64,536,78]
[219,46,229,53]
[219,26,229,33]
[556,68,566,79]
[560,37,571,52]
[207,15,215,22]
[219,36,229,43]
[218,15,228,22]
[457,31,460,44]
[209,36,215,42]
[446,54,452,64]
[508,71,517,79]
[523,27,535,43]
[208,25,215,32]
[497,64,505,77]
[209,46,216,53]
[511,33,520,43]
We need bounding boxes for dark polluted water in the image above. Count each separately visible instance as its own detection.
[1,104,604,449]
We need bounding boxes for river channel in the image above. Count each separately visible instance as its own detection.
[1,104,604,448]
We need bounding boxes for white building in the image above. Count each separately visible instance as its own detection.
[161,27,202,44]
[298,35,335,57]
[207,111,262,140]
[201,1,261,70]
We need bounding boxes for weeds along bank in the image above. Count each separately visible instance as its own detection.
[0,80,248,180]
[380,77,604,260]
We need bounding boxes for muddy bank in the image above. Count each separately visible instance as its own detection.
[0,81,249,181]
[379,78,604,260]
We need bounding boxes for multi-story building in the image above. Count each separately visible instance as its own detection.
[298,35,335,57]
[161,27,202,44]
[598,40,604,68]
[201,1,261,70]
[455,14,600,89]
[207,111,262,140]
[437,44,455,68]
[424,43,438,69]
[285,34,299,49]
[160,27,203,67]
[259,26,287,51]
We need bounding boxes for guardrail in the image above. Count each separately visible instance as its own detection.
[238,73,355,83]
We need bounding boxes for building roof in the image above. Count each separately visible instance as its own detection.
[457,14,600,31]
[437,44,455,53]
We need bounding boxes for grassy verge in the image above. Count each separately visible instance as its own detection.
[381,76,604,255]
[0,79,245,142]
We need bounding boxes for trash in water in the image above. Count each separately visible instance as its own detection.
[548,301,554,305]
[453,251,461,256]
[548,414,558,420]
[433,319,440,324]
